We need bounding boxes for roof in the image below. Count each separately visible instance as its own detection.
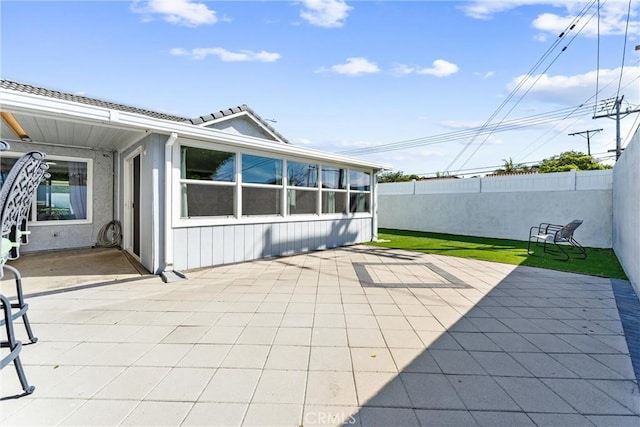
[0,79,288,143]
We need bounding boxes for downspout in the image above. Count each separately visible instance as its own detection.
[372,169,379,242]
[161,132,185,282]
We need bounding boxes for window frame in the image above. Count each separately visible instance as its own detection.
[172,141,374,228]
[0,151,93,226]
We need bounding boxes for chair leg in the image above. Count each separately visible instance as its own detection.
[1,294,35,395]
[3,265,37,344]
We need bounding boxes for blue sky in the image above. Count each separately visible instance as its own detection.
[2,0,639,175]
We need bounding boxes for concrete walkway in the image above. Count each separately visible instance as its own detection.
[1,246,638,426]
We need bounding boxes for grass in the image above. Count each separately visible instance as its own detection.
[367,228,628,280]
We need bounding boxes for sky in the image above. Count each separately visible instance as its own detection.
[1,0,639,176]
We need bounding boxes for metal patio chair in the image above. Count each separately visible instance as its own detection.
[527,219,586,261]
[0,147,49,395]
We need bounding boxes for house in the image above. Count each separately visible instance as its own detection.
[0,80,388,280]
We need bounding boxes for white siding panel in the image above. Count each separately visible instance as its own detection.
[234,225,245,263]
[223,226,235,264]
[173,228,188,271]
[244,224,255,261]
[200,227,213,267]
[187,228,201,270]
[271,223,281,256]
[212,227,224,265]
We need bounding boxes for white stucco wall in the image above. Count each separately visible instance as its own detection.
[613,128,640,294]
[379,170,613,248]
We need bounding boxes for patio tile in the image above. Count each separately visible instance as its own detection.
[216,313,254,326]
[145,367,214,402]
[181,402,247,426]
[120,401,193,426]
[199,368,261,403]
[541,378,634,414]
[264,345,310,370]
[376,316,412,330]
[589,379,640,414]
[161,326,209,344]
[381,329,423,349]
[312,327,348,346]
[586,415,640,427]
[527,413,594,426]
[220,344,270,369]
[243,403,302,426]
[310,312,343,326]
[347,328,386,347]
[252,370,307,403]
[414,409,477,427]
[273,327,312,346]
[305,371,358,406]
[309,346,352,371]
[354,371,412,407]
[400,373,466,410]
[198,326,244,344]
[36,366,125,398]
[350,347,396,372]
[280,313,314,327]
[94,366,170,399]
[58,399,138,425]
[133,343,192,367]
[302,405,360,427]
[450,332,502,351]
[447,375,520,411]
[236,327,278,345]
[178,344,231,368]
[485,332,541,352]
[551,353,627,379]
[493,377,576,413]
[345,314,378,329]
[0,398,85,426]
[356,407,420,427]
[430,350,487,375]
[468,351,531,377]
[510,352,580,378]
[469,411,535,426]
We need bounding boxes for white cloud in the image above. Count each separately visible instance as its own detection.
[507,66,640,105]
[131,0,217,26]
[460,1,639,38]
[171,47,281,62]
[328,57,379,75]
[474,71,495,79]
[393,60,459,77]
[417,60,460,77]
[299,0,352,28]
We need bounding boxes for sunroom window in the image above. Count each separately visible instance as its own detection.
[321,166,347,214]
[180,146,236,217]
[288,160,318,215]
[349,170,371,213]
[242,154,282,216]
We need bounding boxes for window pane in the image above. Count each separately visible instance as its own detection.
[350,193,370,213]
[350,170,371,191]
[322,191,347,214]
[242,154,282,185]
[0,157,19,188]
[37,160,88,221]
[321,166,346,189]
[288,189,317,215]
[181,184,234,217]
[288,161,318,188]
[243,187,281,216]
[181,146,235,182]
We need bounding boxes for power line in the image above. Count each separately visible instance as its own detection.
[341,102,597,156]
[444,0,599,174]
[568,128,603,155]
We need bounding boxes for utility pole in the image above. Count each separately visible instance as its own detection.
[593,95,640,160]
[568,129,602,156]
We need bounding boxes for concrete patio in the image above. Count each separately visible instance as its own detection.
[1,245,638,426]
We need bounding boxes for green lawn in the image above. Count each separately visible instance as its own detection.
[367,228,628,280]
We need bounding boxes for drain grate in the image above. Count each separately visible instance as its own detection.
[353,262,470,288]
